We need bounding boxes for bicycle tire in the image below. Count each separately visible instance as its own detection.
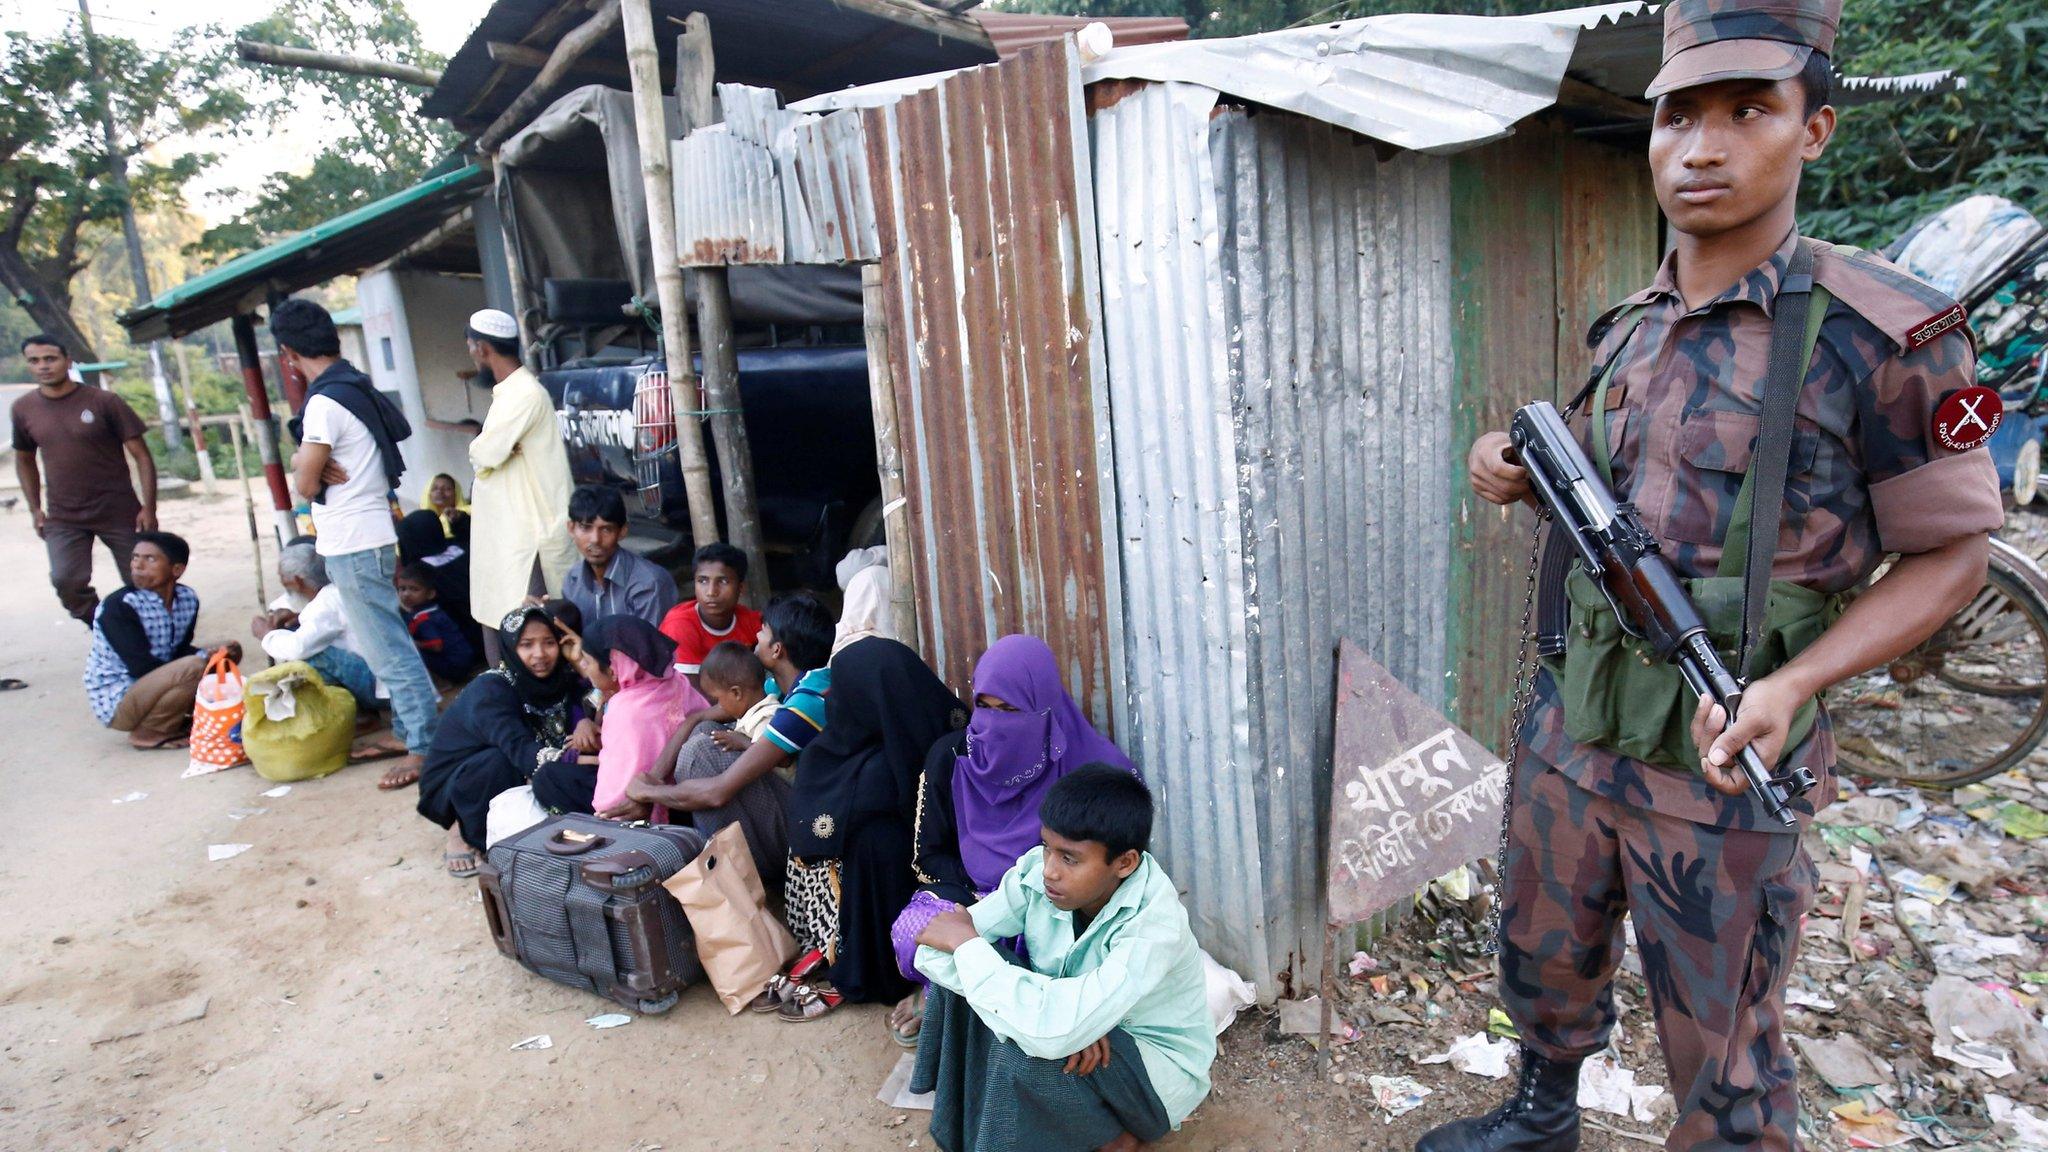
[1835,558,2048,790]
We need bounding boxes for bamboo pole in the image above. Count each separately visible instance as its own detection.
[621,0,720,549]
[236,39,442,88]
[676,13,768,601]
[861,262,919,651]
[232,405,269,607]
[476,0,624,154]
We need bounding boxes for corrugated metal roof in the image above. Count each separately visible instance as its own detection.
[973,11,1188,59]
[863,39,1123,721]
[422,0,995,131]
[118,164,488,343]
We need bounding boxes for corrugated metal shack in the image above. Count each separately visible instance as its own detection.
[672,6,1668,999]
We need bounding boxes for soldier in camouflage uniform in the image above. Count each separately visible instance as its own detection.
[1423,2,2003,1150]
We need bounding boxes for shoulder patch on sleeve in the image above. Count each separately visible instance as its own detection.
[1811,241,1973,355]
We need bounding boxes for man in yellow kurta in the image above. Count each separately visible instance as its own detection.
[464,309,578,663]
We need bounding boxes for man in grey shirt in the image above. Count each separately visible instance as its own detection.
[560,484,678,627]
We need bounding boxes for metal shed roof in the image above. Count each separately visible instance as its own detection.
[420,0,996,131]
[118,164,488,342]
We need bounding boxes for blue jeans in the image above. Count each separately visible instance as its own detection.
[304,645,380,714]
[325,544,440,754]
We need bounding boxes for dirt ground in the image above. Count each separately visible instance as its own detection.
[0,484,1756,1151]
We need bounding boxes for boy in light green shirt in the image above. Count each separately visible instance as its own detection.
[913,764,1215,1152]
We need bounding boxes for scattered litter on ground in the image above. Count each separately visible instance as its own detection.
[207,843,251,861]
[1987,1093,2048,1145]
[260,784,292,798]
[1793,1033,1891,1090]
[1577,1054,1669,1123]
[584,1013,630,1029]
[1276,995,1359,1045]
[1348,951,1378,977]
[1415,1032,1512,1079]
[227,807,267,821]
[509,1035,552,1051]
[1486,1008,1519,1039]
[112,791,147,804]
[1924,975,2048,1074]
[1366,1074,1431,1121]
[1829,1099,1921,1148]
[876,1052,934,1111]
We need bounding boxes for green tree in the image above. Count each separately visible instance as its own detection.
[200,0,457,254]
[0,27,244,362]
[1805,0,2048,249]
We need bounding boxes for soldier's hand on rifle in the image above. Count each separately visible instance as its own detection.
[1468,431,1533,506]
[1690,673,1804,798]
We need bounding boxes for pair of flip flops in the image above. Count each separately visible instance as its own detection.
[750,951,841,1022]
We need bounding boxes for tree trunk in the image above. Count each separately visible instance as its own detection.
[0,243,99,362]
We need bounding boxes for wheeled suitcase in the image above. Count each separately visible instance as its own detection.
[478,813,707,1014]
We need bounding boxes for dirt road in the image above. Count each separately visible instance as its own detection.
[0,488,1280,1151]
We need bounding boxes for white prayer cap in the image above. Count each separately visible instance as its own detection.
[467,309,518,340]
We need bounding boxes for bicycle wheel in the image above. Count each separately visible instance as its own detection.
[1832,558,2048,789]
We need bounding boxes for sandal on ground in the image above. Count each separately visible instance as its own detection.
[749,973,797,1014]
[444,850,478,878]
[353,742,407,766]
[131,734,190,750]
[777,982,843,1023]
[0,678,27,691]
[788,948,827,983]
[376,761,421,790]
[887,990,924,1048]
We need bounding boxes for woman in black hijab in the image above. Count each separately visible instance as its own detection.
[416,605,601,877]
[773,637,966,1020]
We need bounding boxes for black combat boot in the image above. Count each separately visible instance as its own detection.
[1413,1047,1582,1152]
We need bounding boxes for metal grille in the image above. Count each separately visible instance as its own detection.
[633,364,680,517]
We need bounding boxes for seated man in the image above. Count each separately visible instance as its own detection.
[912,765,1215,1152]
[84,531,239,749]
[560,484,677,627]
[250,541,381,714]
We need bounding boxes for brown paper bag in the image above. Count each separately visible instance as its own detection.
[663,822,799,1013]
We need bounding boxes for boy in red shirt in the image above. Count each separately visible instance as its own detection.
[658,542,760,691]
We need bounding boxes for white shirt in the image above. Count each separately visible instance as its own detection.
[301,393,397,557]
[259,584,359,663]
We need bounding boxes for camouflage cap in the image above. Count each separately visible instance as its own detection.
[1645,0,1840,99]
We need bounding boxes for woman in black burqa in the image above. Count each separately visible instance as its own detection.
[416,605,600,876]
[773,637,966,1021]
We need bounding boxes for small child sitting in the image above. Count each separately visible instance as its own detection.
[397,563,476,682]
[911,765,1215,1152]
[697,640,781,753]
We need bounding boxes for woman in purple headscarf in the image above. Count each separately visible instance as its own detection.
[883,634,1138,1045]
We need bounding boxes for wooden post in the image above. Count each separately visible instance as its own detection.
[676,12,769,601]
[235,39,443,88]
[171,339,216,495]
[231,405,269,607]
[476,0,624,154]
[621,0,720,550]
[861,263,918,651]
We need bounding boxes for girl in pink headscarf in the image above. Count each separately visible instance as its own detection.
[578,615,707,813]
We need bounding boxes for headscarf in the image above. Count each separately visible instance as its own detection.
[831,561,894,659]
[955,635,1137,892]
[493,605,582,712]
[418,475,470,536]
[398,509,471,612]
[583,615,707,812]
[788,638,965,858]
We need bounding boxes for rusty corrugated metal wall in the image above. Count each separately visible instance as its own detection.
[862,40,1123,720]
[1445,119,1661,749]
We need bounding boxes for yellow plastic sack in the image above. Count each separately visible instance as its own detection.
[242,661,358,782]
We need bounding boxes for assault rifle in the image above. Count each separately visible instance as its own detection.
[1509,401,1817,827]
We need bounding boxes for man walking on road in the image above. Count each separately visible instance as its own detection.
[11,334,159,624]
[271,299,440,791]
[463,309,577,666]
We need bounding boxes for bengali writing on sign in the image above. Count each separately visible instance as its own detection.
[1326,640,1509,927]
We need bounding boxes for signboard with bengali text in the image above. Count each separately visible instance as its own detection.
[1326,639,1508,927]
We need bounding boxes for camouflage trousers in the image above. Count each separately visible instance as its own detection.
[1498,758,1817,1152]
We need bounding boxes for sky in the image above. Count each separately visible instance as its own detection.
[2,0,495,223]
